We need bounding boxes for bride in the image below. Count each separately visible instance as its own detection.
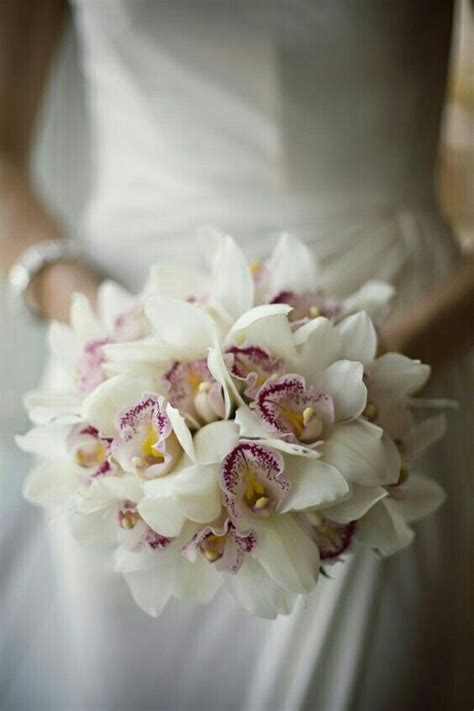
[1,1,472,709]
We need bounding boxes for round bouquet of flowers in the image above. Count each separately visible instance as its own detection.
[18,232,446,618]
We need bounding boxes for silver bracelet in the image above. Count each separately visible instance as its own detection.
[7,239,82,318]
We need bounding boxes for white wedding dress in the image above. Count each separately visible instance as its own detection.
[2,1,472,710]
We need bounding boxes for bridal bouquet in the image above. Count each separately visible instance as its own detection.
[18,232,446,618]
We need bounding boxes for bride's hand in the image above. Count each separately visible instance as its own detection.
[381,254,474,376]
[1,158,100,323]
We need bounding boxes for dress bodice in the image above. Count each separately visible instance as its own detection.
[72,0,453,256]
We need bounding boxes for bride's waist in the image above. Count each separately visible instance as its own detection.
[80,182,441,240]
[79,191,459,297]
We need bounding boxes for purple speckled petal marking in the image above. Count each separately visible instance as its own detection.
[304,514,355,561]
[116,394,171,442]
[112,394,178,478]
[75,338,112,396]
[254,374,334,445]
[182,517,257,574]
[118,502,171,551]
[67,424,113,482]
[113,305,149,341]
[163,359,225,427]
[226,345,287,399]
[270,290,342,325]
[219,442,290,519]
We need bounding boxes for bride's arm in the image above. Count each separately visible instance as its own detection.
[382,253,474,376]
[0,0,99,322]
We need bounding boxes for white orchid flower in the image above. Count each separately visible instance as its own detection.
[17,421,113,510]
[74,476,223,616]
[149,229,254,322]
[256,233,394,325]
[46,281,147,397]
[355,470,446,555]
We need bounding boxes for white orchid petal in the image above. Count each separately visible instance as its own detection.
[368,353,430,400]
[76,476,143,514]
[16,424,71,459]
[225,557,298,618]
[253,514,320,593]
[235,405,270,439]
[324,484,387,524]
[263,439,321,458]
[173,554,223,603]
[394,473,446,523]
[207,345,242,417]
[166,404,196,462]
[211,234,254,320]
[193,420,239,465]
[145,463,221,522]
[23,459,77,509]
[314,360,367,422]
[343,281,394,320]
[70,292,104,342]
[103,339,173,364]
[234,407,320,458]
[228,307,296,363]
[279,458,349,513]
[70,509,118,546]
[356,499,414,555]
[23,390,82,426]
[48,321,82,370]
[228,304,292,336]
[335,311,377,365]
[323,420,399,486]
[96,280,136,332]
[170,464,222,523]
[148,264,207,301]
[145,297,215,359]
[81,375,155,437]
[137,496,186,538]
[294,317,343,383]
[266,233,319,295]
[123,566,175,618]
[406,415,447,459]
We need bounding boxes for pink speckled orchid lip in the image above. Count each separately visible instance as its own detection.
[75,338,112,396]
[112,393,178,478]
[163,359,225,429]
[253,374,335,446]
[270,290,342,326]
[113,305,148,341]
[67,424,113,481]
[304,513,355,561]
[181,517,257,574]
[226,345,287,399]
[219,442,290,520]
[118,501,171,551]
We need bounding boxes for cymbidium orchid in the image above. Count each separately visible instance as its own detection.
[46,281,149,399]
[17,230,447,620]
[112,393,181,479]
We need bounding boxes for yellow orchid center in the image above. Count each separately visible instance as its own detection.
[120,510,140,530]
[243,467,270,511]
[141,424,165,462]
[249,260,263,277]
[279,406,306,437]
[363,402,378,421]
[75,443,107,468]
[203,533,227,561]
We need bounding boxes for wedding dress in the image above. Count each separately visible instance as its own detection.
[2,1,472,709]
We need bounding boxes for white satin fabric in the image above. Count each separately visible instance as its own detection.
[3,2,472,710]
